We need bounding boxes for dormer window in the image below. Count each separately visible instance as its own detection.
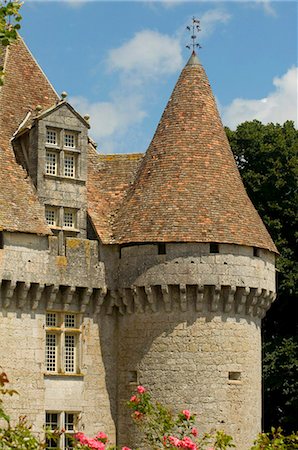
[64,132,76,148]
[46,151,58,175]
[64,153,75,178]
[46,129,58,146]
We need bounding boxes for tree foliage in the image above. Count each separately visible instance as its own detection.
[226,120,298,433]
[0,0,22,85]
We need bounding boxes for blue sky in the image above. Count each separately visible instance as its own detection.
[20,1,297,153]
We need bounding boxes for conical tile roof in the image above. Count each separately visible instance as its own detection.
[113,52,277,252]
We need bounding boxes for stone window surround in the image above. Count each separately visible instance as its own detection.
[45,311,82,376]
[45,127,81,179]
[45,205,79,232]
[45,411,80,449]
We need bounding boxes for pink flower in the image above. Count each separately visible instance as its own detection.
[75,432,89,445]
[133,410,143,420]
[168,435,181,447]
[191,427,198,437]
[86,439,105,449]
[96,431,108,443]
[180,436,197,449]
[137,385,146,394]
[182,409,191,420]
[122,447,131,450]
[130,395,139,403]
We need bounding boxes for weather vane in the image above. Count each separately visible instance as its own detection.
[186,17,202,52]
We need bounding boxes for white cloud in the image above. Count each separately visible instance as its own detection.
[199,8,231,38]
[107,30,183,83]
[222,66,298,129]
[70,94,147,153]
[255,0,277,17]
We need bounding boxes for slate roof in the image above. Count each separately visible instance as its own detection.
[0,38,58,235]
[112,53,277,252]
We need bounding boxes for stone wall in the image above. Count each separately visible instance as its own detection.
[117,310,261,450]
[109,242,275,450]
[0,231,117,441]
[0,308,117,442]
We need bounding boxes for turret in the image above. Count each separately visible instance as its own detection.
[112,52,277,450]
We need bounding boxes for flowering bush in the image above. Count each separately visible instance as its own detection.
[1,373,297,450]
[127,385,235,450]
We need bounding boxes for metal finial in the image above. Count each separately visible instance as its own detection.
[186,17,202,52]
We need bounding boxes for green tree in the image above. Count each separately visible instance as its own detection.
[0,0,22,85]
[225,120,298,433]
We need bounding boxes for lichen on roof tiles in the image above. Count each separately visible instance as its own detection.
[0,37,58,235]
[112,52,277,252]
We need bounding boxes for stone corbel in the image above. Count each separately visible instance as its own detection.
[235,286,250,314]
[132,286,144,313]
[224,285,236,313]
[46,284,59,310]
[80,287,93,313]
[107,290,125,315]
[31,284,45,310]
[62,286,76,311]
[161,284,171,312]
[94,287,107,315]
[145,286,157,312]
[3,280,16,308]
[179,284,187,312]
[246,287,261,316]
[210,285,221,312]
[17,281,31,309]
[195,285,204,312]
[255,289,274,319]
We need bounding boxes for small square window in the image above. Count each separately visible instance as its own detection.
[45,207,57,227]
[158,243,166,255]
[229,371,241,381]
[65,314,76,328]
[210,243,219,254]
[64,154,75,178]
[63,210,76,229]
[46,312,57,327]
[46,129,57,145]
[64,133,76,148]
[46,151,58,175]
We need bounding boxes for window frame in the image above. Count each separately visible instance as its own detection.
[63,209,76,229]
[45,312,82,375]
[45,207,58,227]
[64,131,77,149]
[45,150,58,176]
[63,153,76,178]
[45,128,80,179]
[46,129,58,147]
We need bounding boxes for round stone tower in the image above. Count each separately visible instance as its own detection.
[111,52,277,450]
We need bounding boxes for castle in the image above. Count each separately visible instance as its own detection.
[0,38,277,449]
